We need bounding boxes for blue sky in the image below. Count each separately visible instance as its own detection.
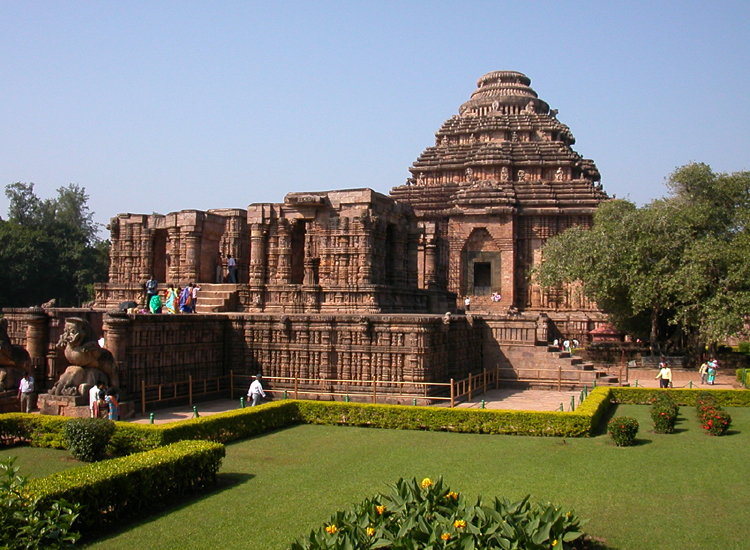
[1,1,748,235]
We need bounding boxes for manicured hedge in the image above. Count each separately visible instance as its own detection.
[296,387,612,437]
[610,387,750,407]
[3,385,748,455]
[27,440,225,534]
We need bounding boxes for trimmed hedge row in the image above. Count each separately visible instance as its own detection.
[3,386,748,453]
[296,387,613,437]
[610,387,750,407]
[0,400,302,455]
[27,440,225,533]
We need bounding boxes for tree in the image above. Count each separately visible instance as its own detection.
[536,163,750,355]
[0,182,109,308]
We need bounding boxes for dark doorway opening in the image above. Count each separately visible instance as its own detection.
[473,262,491,295]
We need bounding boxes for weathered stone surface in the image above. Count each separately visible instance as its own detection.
[2,72,613,411]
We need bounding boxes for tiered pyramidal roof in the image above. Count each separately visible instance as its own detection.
[390,71,607,215]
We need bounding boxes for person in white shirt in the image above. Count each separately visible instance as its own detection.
[89,382,103,417]
[18,372,34,413]
[191,283,201,312]
[227,255,237,283]
[247,374,266,406]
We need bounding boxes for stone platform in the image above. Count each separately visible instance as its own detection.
[37,393,135,419]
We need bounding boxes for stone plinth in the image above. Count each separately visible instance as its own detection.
[38,393,88,416]
[37,393,134,419]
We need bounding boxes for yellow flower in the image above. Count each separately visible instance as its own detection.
[447,491,459,499]
[325,524,338,534]
[421,477,433,488]
[376,505,386,515]
[366,527,375,537]
[453,519,466,529]
[551,540,558,547]
[441,532,450,541]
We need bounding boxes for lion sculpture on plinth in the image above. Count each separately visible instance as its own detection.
[50,317,119,396]
[0,318,32,391]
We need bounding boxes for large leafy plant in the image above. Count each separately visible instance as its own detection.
[290,477,588,549]
[0,457,80,550]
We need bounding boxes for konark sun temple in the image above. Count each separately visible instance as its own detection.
[1,71,617,415]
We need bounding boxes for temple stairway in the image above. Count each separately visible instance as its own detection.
[193,284,238,313]
[499,344,624,389]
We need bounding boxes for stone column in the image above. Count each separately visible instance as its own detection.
[424,236,437,289]
[277,220,292,284]
[167,227,181,282]
[248,223,267,285]
[181,229,201,282]
[103,311,130,392]
[24,308,48,387]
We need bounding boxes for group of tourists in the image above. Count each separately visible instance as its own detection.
[699,358,720,385]
[145,276,201,314]
[656,357,720,388]
[88,382,120,420]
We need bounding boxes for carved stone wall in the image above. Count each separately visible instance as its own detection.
[390,71,608,313]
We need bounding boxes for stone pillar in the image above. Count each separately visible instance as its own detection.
[424,236,437,289]
[24,307,48,387]
[103,311,130,392]
[277,220,292,284]
[167,226,181,282]
[182,229,201,282]
[248,223,267,285]
[140,228,155,282]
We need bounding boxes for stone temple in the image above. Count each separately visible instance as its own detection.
[2,72,612,409]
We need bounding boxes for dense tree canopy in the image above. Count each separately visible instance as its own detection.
[536,163,750,354]
[0,183,109,308]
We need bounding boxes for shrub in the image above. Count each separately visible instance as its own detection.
[650,394,679,434]
[63,418,116,462]
[0,457,80,550]
[28,440,225,534]
[696,392,732,436]
[701,409,732,436]
[738,342,750,354]
[290,477,588,550]
[607,417,639,446]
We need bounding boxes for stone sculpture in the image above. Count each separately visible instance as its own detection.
[0,318,32,391]
[49,317,118,396]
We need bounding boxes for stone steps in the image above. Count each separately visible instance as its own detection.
[194,284,238,313]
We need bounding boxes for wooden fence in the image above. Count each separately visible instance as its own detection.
[139,364,627,413]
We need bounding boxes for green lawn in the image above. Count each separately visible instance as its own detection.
[2,445,82,478]
[7,404,750,550]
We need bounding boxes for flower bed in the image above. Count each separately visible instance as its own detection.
[290,477,589,550]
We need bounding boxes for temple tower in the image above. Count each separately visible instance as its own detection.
[390,71,607,312]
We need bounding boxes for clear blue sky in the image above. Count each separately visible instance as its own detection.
[1,1,748,235]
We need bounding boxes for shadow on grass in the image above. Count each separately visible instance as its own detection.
[82,472,254,545]
[591,401,619,436]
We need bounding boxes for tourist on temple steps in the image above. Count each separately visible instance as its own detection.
[164,283,179,314]
[18,371,34,413]
[145,274,158,303]
[655,357,672,388]
[149,291,162,314]
[215,252,223,283]
[191,283,201,312]
[464,296,470,311]
[227,254,237,283]
[248,374,266,406]
[179,283,194,313]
